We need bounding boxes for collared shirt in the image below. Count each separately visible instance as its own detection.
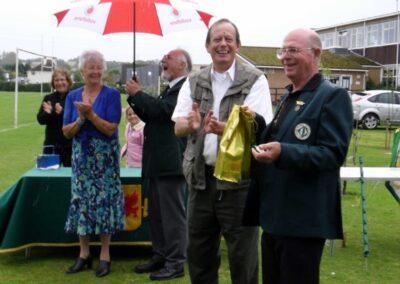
[169,76,186,89]
[268,73,322,141]
[172,60,274,166]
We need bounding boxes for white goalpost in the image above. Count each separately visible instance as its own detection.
[14,48,57,128]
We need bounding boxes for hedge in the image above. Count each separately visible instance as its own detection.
[0,82,86,92]
[0,82,160,95]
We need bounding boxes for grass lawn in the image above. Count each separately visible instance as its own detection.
[1,91,399,283]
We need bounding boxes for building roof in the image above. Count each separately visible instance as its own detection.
[238,46,381,70]
[314,11,399,31]
[30,58,55,72]
[239,46,281,67]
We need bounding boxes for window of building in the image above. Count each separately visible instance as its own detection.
[342,76,351,90]
[321,32,334,48]
[324,74,352,89]
[320,33,325,45]
[383,66,397,89]
[382,20,396,44]
[366,24,381,46]
[350,27,364,48]
[324,75,340,84]
[338,30,350,48]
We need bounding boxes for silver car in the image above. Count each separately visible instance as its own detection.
[352,90,400,129]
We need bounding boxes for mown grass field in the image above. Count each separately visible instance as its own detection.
[0,91,399,283]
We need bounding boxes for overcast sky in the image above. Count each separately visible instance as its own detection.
[0,0,399,64]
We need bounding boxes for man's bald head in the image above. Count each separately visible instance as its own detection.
[280,28,322,90]
[284,28,322,50]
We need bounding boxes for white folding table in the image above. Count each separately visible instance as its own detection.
[340,167,400,181]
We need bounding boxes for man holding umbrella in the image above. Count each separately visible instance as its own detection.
[126,48,191,281]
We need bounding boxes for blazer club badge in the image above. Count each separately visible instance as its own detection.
[294,123,311,140]
[294,100,305,112]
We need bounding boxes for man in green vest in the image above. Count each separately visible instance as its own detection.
[173,18,273,284]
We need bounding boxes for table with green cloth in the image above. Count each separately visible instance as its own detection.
[0,168,150,253]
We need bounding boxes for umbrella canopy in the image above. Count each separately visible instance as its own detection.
[54,0,213,73]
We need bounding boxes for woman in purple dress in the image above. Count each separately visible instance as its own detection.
[62,50,124,277]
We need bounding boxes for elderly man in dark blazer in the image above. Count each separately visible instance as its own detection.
[246,28,353,284]
[126,49,191,281]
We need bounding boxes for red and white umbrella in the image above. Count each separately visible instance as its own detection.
[54,0,213,73]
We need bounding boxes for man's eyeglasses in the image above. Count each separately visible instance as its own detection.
[276,47,314,59]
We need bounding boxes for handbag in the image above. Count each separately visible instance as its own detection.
[36,145,60,170]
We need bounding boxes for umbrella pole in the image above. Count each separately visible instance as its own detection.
[132,1,136,80]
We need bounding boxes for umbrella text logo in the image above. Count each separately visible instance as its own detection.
[172,8,180,17]
[71,5,96,25]
[85,6,95,16]
[171,18,192,25]
[169,7,192,26]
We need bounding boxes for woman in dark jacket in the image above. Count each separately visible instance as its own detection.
[37,68,73,166]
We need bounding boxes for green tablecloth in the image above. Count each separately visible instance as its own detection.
[0,168,150,253]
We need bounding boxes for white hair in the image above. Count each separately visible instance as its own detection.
[78,50,107,71]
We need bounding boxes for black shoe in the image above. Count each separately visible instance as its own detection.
[95,260,111,277]
[66,256,93,273]
[134,258,165,274]
[149,266,184,281]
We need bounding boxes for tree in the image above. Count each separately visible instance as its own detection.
[56,59,71,70]
[72,70,83,83]
[3,63,29,76]
[0,67,6,82]
[103,69,120,86]
[0,51,16,66]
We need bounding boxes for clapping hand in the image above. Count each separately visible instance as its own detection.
[42,101,52,114]
[188,102,201,131]
[74,97,93,119]
[55,103,63,114]
[204,110,226,135]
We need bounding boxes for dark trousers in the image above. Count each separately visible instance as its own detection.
[148,176,187,268]
[261,232,325,284]
[187,169,259,284]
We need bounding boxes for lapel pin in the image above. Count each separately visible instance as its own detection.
[295,100,305,112]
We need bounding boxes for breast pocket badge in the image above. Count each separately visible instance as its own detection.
[294,123,311,140]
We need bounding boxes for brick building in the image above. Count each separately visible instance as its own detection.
[315,12,400,88]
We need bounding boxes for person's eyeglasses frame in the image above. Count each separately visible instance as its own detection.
[276,47,314,60]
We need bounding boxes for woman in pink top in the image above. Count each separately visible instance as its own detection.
[121,107,144,167]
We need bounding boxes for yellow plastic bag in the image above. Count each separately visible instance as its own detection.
[214,105,255,183]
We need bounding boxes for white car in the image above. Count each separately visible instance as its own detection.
[351,91,368,101]
[352,90,400,129]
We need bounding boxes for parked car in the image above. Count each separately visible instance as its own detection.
[351,91,368,101]
[352,90,400,129]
